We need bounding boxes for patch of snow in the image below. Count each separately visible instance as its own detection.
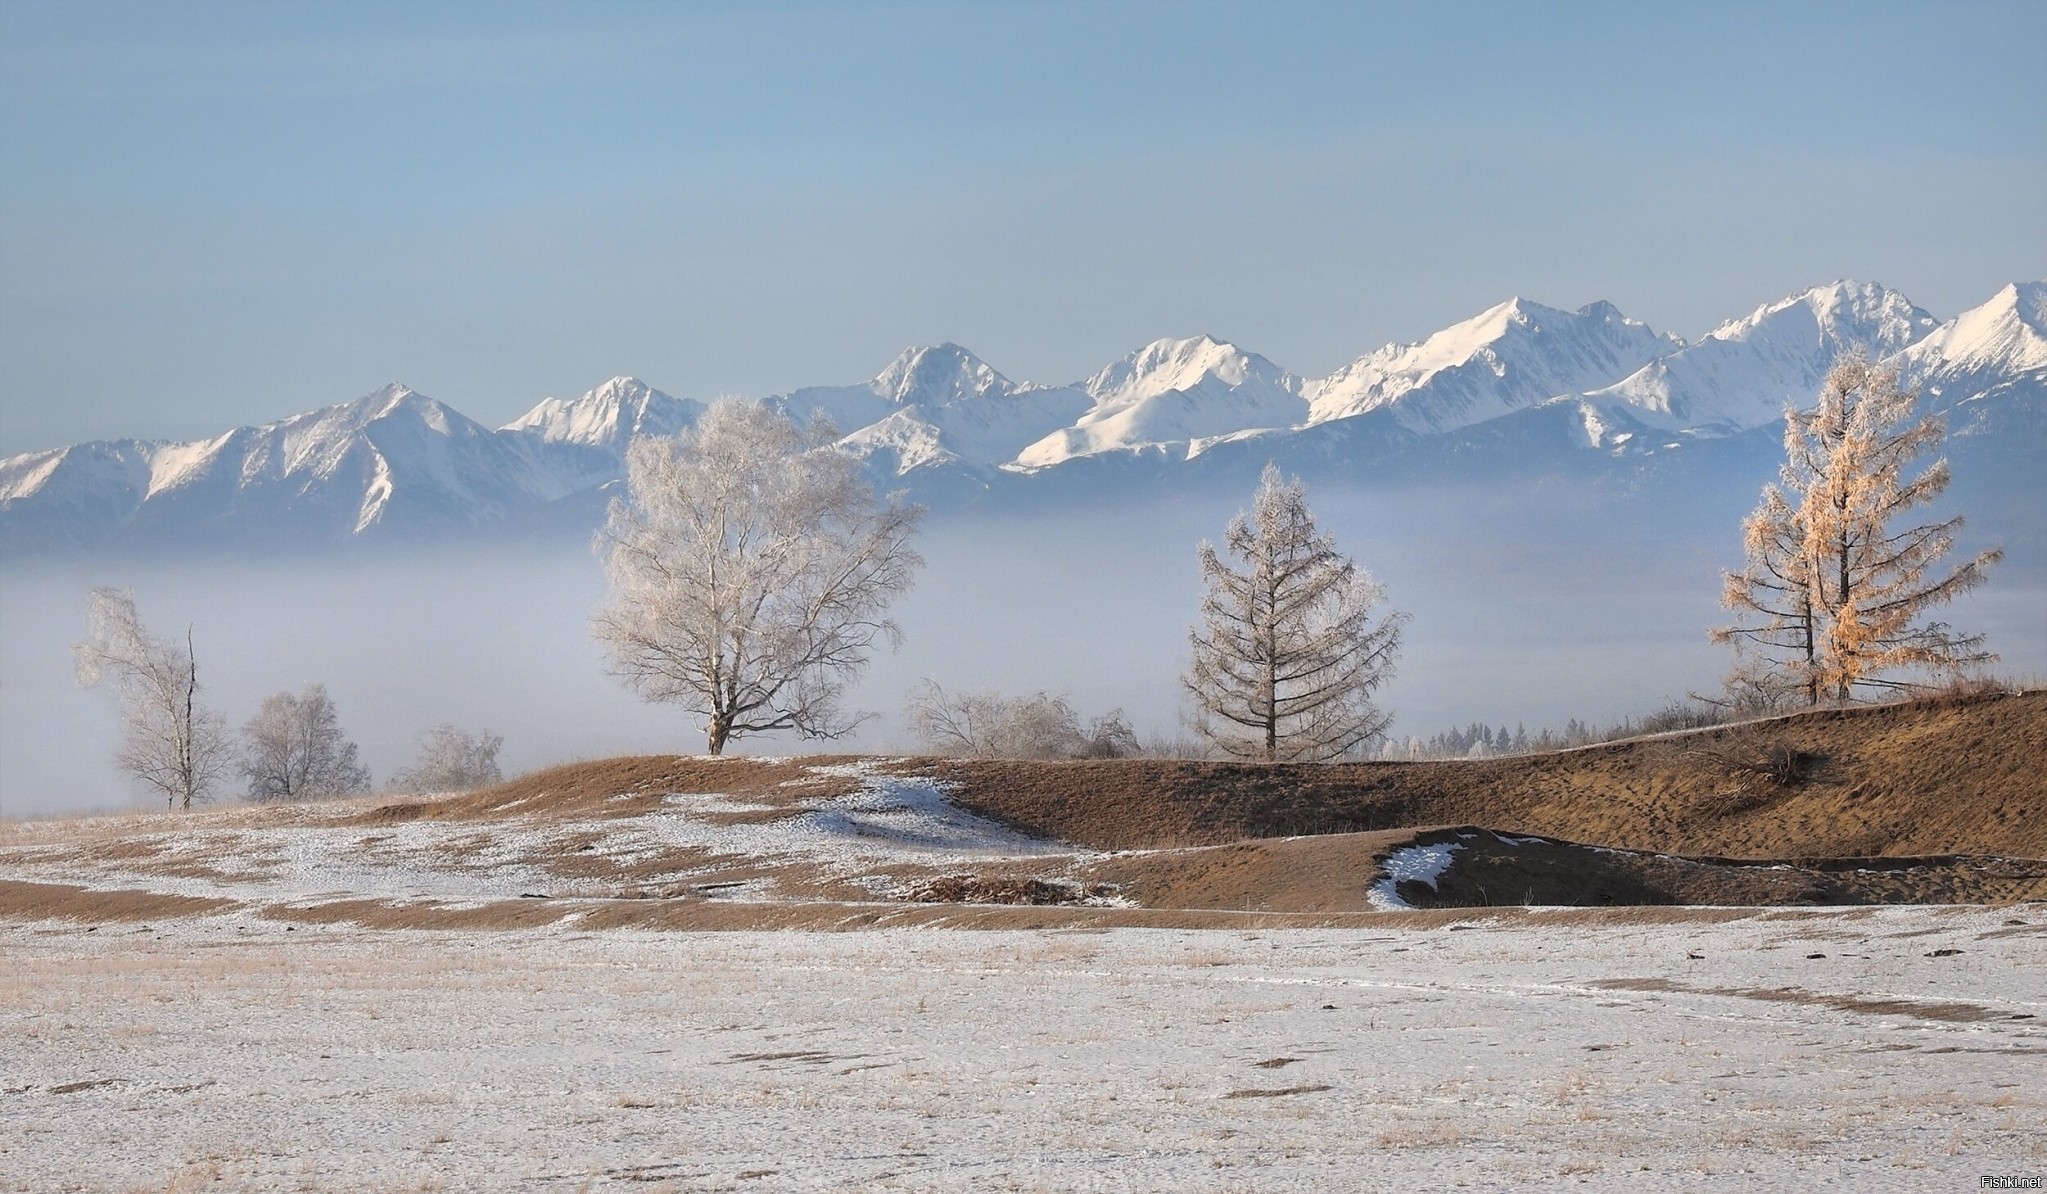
[1369,840,1465,909]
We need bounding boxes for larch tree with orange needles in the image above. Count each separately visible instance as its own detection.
[1714,353,2001,706]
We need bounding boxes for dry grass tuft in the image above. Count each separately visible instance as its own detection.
[0,880,238,923]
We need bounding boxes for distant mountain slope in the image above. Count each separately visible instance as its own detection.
[501,376,704,495]
[782,344,1093,477]
[1305,298,1679,434]
[1898,281,2046,397]
[1014,336,1306,469]
[0,439,157,552]
[1573,281,1939,436]
[3,279,2039,553]
[2,385,560,551]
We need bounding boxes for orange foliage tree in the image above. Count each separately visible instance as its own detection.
[1714,353,2001,706]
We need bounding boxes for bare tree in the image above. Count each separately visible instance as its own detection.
[72,588,230,811]
[1184,464,1405,762]
[593,401,924,755]
[1073,709,1143,760]
[905,680,1141,759]
[1715,353,2000,703]
[240,683,371,801]
[393,723,504,793]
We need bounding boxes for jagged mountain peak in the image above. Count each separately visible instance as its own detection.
[870,343,1012,407]
[1955,280,2046,344]
[1409,297,1649,357]
[503,376,700,455]
[1576,279,1941,434]
[583,375,659,403]
[1085,334,1294,406]
[1901,279,2047,381]
[364,380,416,405]
[256,384,473,444]
[1306,296,1678,433]
[1010,336,1304,470]
[3,278,2037,553]
[1705,279,1937,355]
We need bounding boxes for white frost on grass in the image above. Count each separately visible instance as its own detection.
[0,760,1079,910]
[3,907,2040,1192]
[1370,840,1464,909]
[619,764,1070,892]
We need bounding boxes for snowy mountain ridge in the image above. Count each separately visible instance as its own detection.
[3,278,2039,552]
[1304,298,1681,434]
[1898,281,2047,388]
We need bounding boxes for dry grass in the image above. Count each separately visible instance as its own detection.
[0,879,239,922]
[372,754,867,826]
[5,694,2043,927]
[940,689,2047,859]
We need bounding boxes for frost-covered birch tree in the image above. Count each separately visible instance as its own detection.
[1714,353,2000,704]
[1184,464,1405,762]
[73,588,230,811]
[904,680,1141,759]
[394,723,504,793]
[593,402,924,755]
[240,684,371,801]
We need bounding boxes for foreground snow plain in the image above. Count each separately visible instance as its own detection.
[4,907,2042,1192]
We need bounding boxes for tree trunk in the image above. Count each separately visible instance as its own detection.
[183,627,198,811]
[1262,568,1278,762]
[706,717,729,757]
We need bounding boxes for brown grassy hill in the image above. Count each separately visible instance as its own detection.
[1072,828,2047,912]
[935,690,2047,859]
[4,694,2042,923]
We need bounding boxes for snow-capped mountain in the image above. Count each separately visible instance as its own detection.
[502,376,703,494]
[1898,281,2047,396]
[3,279,2039,553]
[1304,299,1680,434]
[0,439,158,552]
[1,384,558,551]
[774,344,1091,477]
[504,376,701,456]
[1014,336,1305,469]
[1569,281,1941,439]
[1894,282,2047,503]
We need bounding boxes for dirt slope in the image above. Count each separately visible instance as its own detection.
[937,691,2047,859]
[1072,828,2047,912]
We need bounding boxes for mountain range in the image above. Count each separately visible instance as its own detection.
[3,279,2040,554]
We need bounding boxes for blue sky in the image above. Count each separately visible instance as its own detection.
[1,0,2041,454]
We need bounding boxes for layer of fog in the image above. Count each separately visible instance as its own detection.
[4,484,2039,820]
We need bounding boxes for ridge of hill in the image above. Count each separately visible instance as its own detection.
[934,689,2047,858]
[1,691,2039,926]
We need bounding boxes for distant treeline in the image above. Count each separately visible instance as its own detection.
[1389,700,1733,760]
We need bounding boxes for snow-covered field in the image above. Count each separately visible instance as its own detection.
[4,907,2041,1192]
[0,762,1092,913]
